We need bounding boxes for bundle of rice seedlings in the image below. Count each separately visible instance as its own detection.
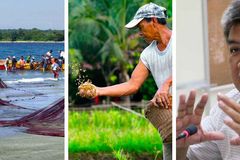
[77,81,96,99]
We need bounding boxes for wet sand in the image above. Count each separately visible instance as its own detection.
[0,133,64,160]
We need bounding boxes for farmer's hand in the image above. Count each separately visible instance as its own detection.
[78,82,98,99]
[177,90,225,148]
[151,76,172,109]
[151,90,171,109]
[218,93,240,145]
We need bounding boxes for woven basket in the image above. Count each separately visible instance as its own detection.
[145,96,172,143]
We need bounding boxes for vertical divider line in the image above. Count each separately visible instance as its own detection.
[172,0,177,159]
[64,0,69,159]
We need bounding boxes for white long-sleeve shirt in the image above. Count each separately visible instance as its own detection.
[187,87,240,160]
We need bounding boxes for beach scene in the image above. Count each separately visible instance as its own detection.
[0,0,64,160]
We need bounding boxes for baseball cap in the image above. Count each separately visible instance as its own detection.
[125,2,167,29]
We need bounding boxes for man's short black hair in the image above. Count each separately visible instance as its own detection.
[145,17,167,25]
[221,0,240,40]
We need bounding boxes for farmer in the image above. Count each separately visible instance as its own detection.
[79,2,172,160]
[177,1,240,159]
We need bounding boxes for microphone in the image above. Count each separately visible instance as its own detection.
[176,124,198,140]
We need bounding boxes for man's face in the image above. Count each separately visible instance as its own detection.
[138,19,155,43]
[228,23,240,91]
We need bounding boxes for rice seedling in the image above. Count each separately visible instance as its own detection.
[69,108,163,159]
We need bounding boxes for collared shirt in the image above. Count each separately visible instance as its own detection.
[187,87,240,160]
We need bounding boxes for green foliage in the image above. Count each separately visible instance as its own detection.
[140,75,158,100]
[69,109,162,158]
[113,149,130,160]
[0,29,64,41]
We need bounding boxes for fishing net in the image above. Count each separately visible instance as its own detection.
[0,97,64,137]
[0,99,27,109]
[0,78,7,88]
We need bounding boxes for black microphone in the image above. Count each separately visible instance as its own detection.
[176,124,198,140]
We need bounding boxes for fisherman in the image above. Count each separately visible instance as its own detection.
[46,50,52,57]
[43,55,48,72]
[26,55,31,63]
[4,56,10,71]
[30,56,35,69]
[19,56,25,70]
[45,50,53,65]
[51,56,55,64]
[58,50,64,69]
[51,58,60,79]
[12,56,17,71]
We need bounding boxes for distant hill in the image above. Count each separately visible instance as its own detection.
[0,28,64,42]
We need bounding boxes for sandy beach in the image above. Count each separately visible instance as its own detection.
[0,133,64,160]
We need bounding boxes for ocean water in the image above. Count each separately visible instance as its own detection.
[0,43,64,137]
[0,70,64,108]
[0,42,64,61]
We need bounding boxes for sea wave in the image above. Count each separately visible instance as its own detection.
[5,77,63,84]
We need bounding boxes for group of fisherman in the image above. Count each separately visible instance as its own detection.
[4,50,65,74]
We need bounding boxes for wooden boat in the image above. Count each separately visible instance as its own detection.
[0,59,64,71]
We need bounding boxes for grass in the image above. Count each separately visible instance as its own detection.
[69,108,163,159]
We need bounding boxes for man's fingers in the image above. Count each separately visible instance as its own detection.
[156,98,164,107]
[219,101,240,124]
[176,119,184,132]
[79,89,84,95]
[218,93,240,113]
[193,93,208,125]
[181,131,225,146]
[177,94,186,119]
[194,93,208,115]
[230,137,240,145]
[186,90,196,115]
[161,95,169,108]
[150,99,158,107]
[224,119,240,134]
[165,95,170,106]
[156,94,169,108]
[202,131,225,142]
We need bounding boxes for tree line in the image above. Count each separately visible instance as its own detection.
[0,28,64,41]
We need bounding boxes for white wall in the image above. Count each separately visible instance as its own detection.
[175,0,235,115]
[176,0,209,90]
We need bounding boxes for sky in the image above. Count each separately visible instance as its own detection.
[0,0,64,30]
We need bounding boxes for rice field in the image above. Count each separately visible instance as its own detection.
[69,108,163,160]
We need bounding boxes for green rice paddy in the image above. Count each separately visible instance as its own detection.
[69,108,163,159]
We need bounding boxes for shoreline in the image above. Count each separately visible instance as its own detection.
[0,41,64,43]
